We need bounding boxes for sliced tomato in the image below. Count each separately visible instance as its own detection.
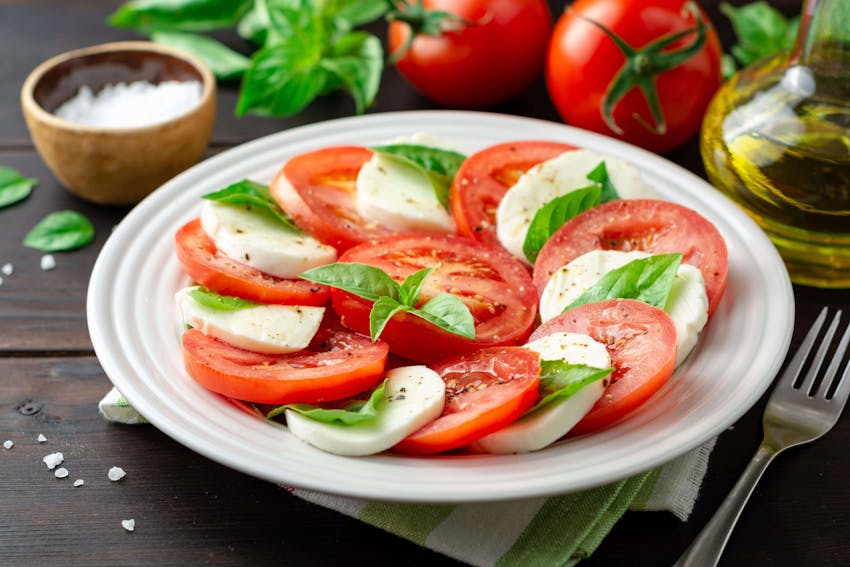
[270,146,394,251]
[393,347,540,455]
[334,233,538,363]
[450,141,574,246]
[530,299,677,435]
[175,218,330,306]
[532,199,728,316]
[181,316,389,405]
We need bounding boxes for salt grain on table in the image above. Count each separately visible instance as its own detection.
[43,452,63,469]
[40,254,56,271]
[37,433,47,443]
[55,467,69,479]
[121,519,135,532]
[3,440,13,449]
[1,263,12,276]
[73,479,84,487]
[108,466,126,481]
[54,81,202,128]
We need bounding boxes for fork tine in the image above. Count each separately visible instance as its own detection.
[800,309,842,395]
[823,315,850,405]
[780,307,828,390]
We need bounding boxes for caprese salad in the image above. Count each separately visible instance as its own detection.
[173,135,728,457]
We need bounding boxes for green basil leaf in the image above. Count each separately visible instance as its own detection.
[321,32,383,114]
[236,4,268,45]
[331,0,388,32]
[399,267,432,306]
[109,0,252,32]
[300,263,401,302]
[202,179,301,233]
[720,2,799,67]
[564,253,683,312]
[522,185,601,264]
[188,287,259,311]
[260,0,315,45]
[369,296,410,341]
[0,166,37,209]
[369,144,466,209]
[586,161,620,203]
[413,293,475,339]
[268,379,388,424]
[23,211,94,252]
[151,31,250,80]
[528,361,613,413]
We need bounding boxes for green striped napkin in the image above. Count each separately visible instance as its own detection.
[99,387,714,566]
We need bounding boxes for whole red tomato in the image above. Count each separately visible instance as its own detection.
[546,0,723,153]
[388,0,552,107]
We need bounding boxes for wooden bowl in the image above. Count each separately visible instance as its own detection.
[21,41,216,205]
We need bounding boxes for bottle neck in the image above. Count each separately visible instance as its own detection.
[790,0,850,72]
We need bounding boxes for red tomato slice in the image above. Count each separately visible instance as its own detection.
[530,299,677,435]
[181,318,389,405]
[393,347,540,455]
[270,146,394,251]
[532,199,728,316]
[334,233,538,363]
[450,141,575,246]
[175,218,330,306]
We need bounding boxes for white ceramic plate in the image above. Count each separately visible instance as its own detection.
[88,111,794,503]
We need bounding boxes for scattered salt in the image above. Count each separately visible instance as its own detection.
[40,254,56,271]
[43,451,64,469]
[55,467,69,479]
[108,466,126,481]
[73,479,85,487]
[37,433,47,443]
[121,519,135,532]
[54,81,203,129]
[1,263,12,276]
[3,440,13,450]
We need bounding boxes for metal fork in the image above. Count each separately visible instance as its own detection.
[675,307,850,567]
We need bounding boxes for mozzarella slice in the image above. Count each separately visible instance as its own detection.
[200,200,337,279]
[495,149,657,262]
[473,332,609,454]
[175,286,324,354]
[539,250,709,366]
[285,365,446,456]
[355,135,457,234]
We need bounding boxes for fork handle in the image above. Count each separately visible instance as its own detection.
[673,443,777,567]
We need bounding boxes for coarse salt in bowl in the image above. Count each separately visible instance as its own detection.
[21,41,216,205]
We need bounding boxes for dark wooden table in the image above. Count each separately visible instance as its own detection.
[3,1,847,565]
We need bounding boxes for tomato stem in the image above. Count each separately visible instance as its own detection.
[576,1,709,137]
[385,0,471,63]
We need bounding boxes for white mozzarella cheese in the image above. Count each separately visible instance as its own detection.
[285,365,446,456]
[175,286,324,354]
[538,250,709,366]
[355,135,457,234]
[200,200,337,279]
[495,149,657,262]
[473,332,609,454]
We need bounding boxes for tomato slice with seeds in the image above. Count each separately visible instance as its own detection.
[393,347,540,455]
[175,218,330,306]
[333,233,538,363]
[450,140,575,246]
[181,316,389,405]
[270,146,394,252]
[533,199,728,316]
[530,298,677,435]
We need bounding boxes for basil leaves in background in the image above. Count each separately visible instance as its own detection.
[202,179,302,233]
[23,211,95,252]
[529,361,613,414]
[370,144,467,209]
[300,263,475,341]
[563,253,683,313]
[267,379,388,425]
[188,287,259,311]
[0,167,37,209]
[109,0,390,116]
[720,1,800,78]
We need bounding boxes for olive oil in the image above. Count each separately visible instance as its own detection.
[700,0,850,287]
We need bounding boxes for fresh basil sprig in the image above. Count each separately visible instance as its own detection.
[202,179,302,233]
[151,31,251,79]
[188,287,260,311]
[300,263,475,341]
[0,167,37,209]
[564,253,683,313]
[527,360,613,414]
[23,211,95,252]
[369,144,467,209]
[523,185,601,265]
[267,379,388,425]
[720,2,800,78]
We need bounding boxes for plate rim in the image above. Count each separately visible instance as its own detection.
[87,110,795,503]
